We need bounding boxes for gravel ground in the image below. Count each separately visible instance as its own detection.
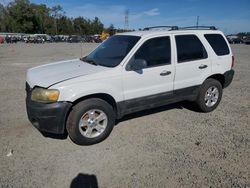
[0,43,249,188]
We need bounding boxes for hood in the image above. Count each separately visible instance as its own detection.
[26,59,110,88]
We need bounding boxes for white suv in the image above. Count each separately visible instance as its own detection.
[26,26,234,145]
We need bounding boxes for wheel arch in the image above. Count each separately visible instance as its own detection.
[206,74,225,88]
[71,93,118,115]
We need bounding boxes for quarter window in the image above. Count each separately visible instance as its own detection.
[134,37,171,67]
[175,35,207,63]
[204,34,230,56]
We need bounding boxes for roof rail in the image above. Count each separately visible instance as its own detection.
[179,26,217,30]
[143,26,178,31]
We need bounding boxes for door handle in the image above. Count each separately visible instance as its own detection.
[160,70,171,76]
[199,64,208,69]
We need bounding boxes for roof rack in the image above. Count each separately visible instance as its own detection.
[142,25,217,31]
[143,26,178,31]
[179,26,217,30]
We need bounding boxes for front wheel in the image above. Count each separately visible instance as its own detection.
[195,79,223,112]
[66,98,115,145]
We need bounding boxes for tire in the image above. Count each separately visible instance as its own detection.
[195,78,223,112]
[66,98,115,145]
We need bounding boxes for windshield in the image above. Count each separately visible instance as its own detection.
[83,35,140,67]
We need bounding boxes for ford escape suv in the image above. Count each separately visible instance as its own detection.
[26,26,234,145]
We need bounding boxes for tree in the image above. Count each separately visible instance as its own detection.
[90,17,104,34]
[0,3,6,31]
[73,17,90,35]
[57,16,74,35]
[50,5,64,35]
[30,3,51,34]
[5,0,36,33]
[106,24,115,35]
[0,0,106,35]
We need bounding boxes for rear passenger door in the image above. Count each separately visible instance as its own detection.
[174,34,211,90]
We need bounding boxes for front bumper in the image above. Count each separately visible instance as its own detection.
[26,83,72,134]
[223,69,234,88]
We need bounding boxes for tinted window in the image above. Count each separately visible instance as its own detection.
[85,35,140,67]
[176,35,207,63]
[204,34,230,56]
[134,37,171,67]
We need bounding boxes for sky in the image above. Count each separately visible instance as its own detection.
[2,0,250,34]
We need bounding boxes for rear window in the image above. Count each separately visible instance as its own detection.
[204,34,230,56]
[175,35,207,63]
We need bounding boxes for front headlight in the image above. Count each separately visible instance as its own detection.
[31,88,59,103]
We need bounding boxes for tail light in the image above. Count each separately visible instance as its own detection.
[231,55,235,68]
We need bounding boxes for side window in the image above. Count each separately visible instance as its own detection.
[204,34,230,56]
[175,35,207,63]
[134,36,171,67]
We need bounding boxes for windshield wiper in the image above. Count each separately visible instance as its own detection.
[80,57,98,66]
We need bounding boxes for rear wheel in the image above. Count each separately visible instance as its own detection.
[66,98,115,145]
[195,79,223,112]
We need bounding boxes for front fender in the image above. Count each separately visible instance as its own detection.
[50,78,123,103]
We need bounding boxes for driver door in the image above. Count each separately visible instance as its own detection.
[122,36,175,106]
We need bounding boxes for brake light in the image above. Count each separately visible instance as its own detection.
[231,55,235,68]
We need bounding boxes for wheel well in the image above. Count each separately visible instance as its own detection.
[72,93,117,113]
[207,74,225,88]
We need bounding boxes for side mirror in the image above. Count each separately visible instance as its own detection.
[130,59,147,71]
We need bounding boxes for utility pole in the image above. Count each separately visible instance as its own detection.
[54,19,58,35]
[196,16,199,28]
[125,9,129,31]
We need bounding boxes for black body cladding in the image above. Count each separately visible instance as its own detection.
[223,69,234,88]
[117,85,200,118]
[26,83,72,134]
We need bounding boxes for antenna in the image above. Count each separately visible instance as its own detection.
[124,9,129,30]
[196,16,199,28]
